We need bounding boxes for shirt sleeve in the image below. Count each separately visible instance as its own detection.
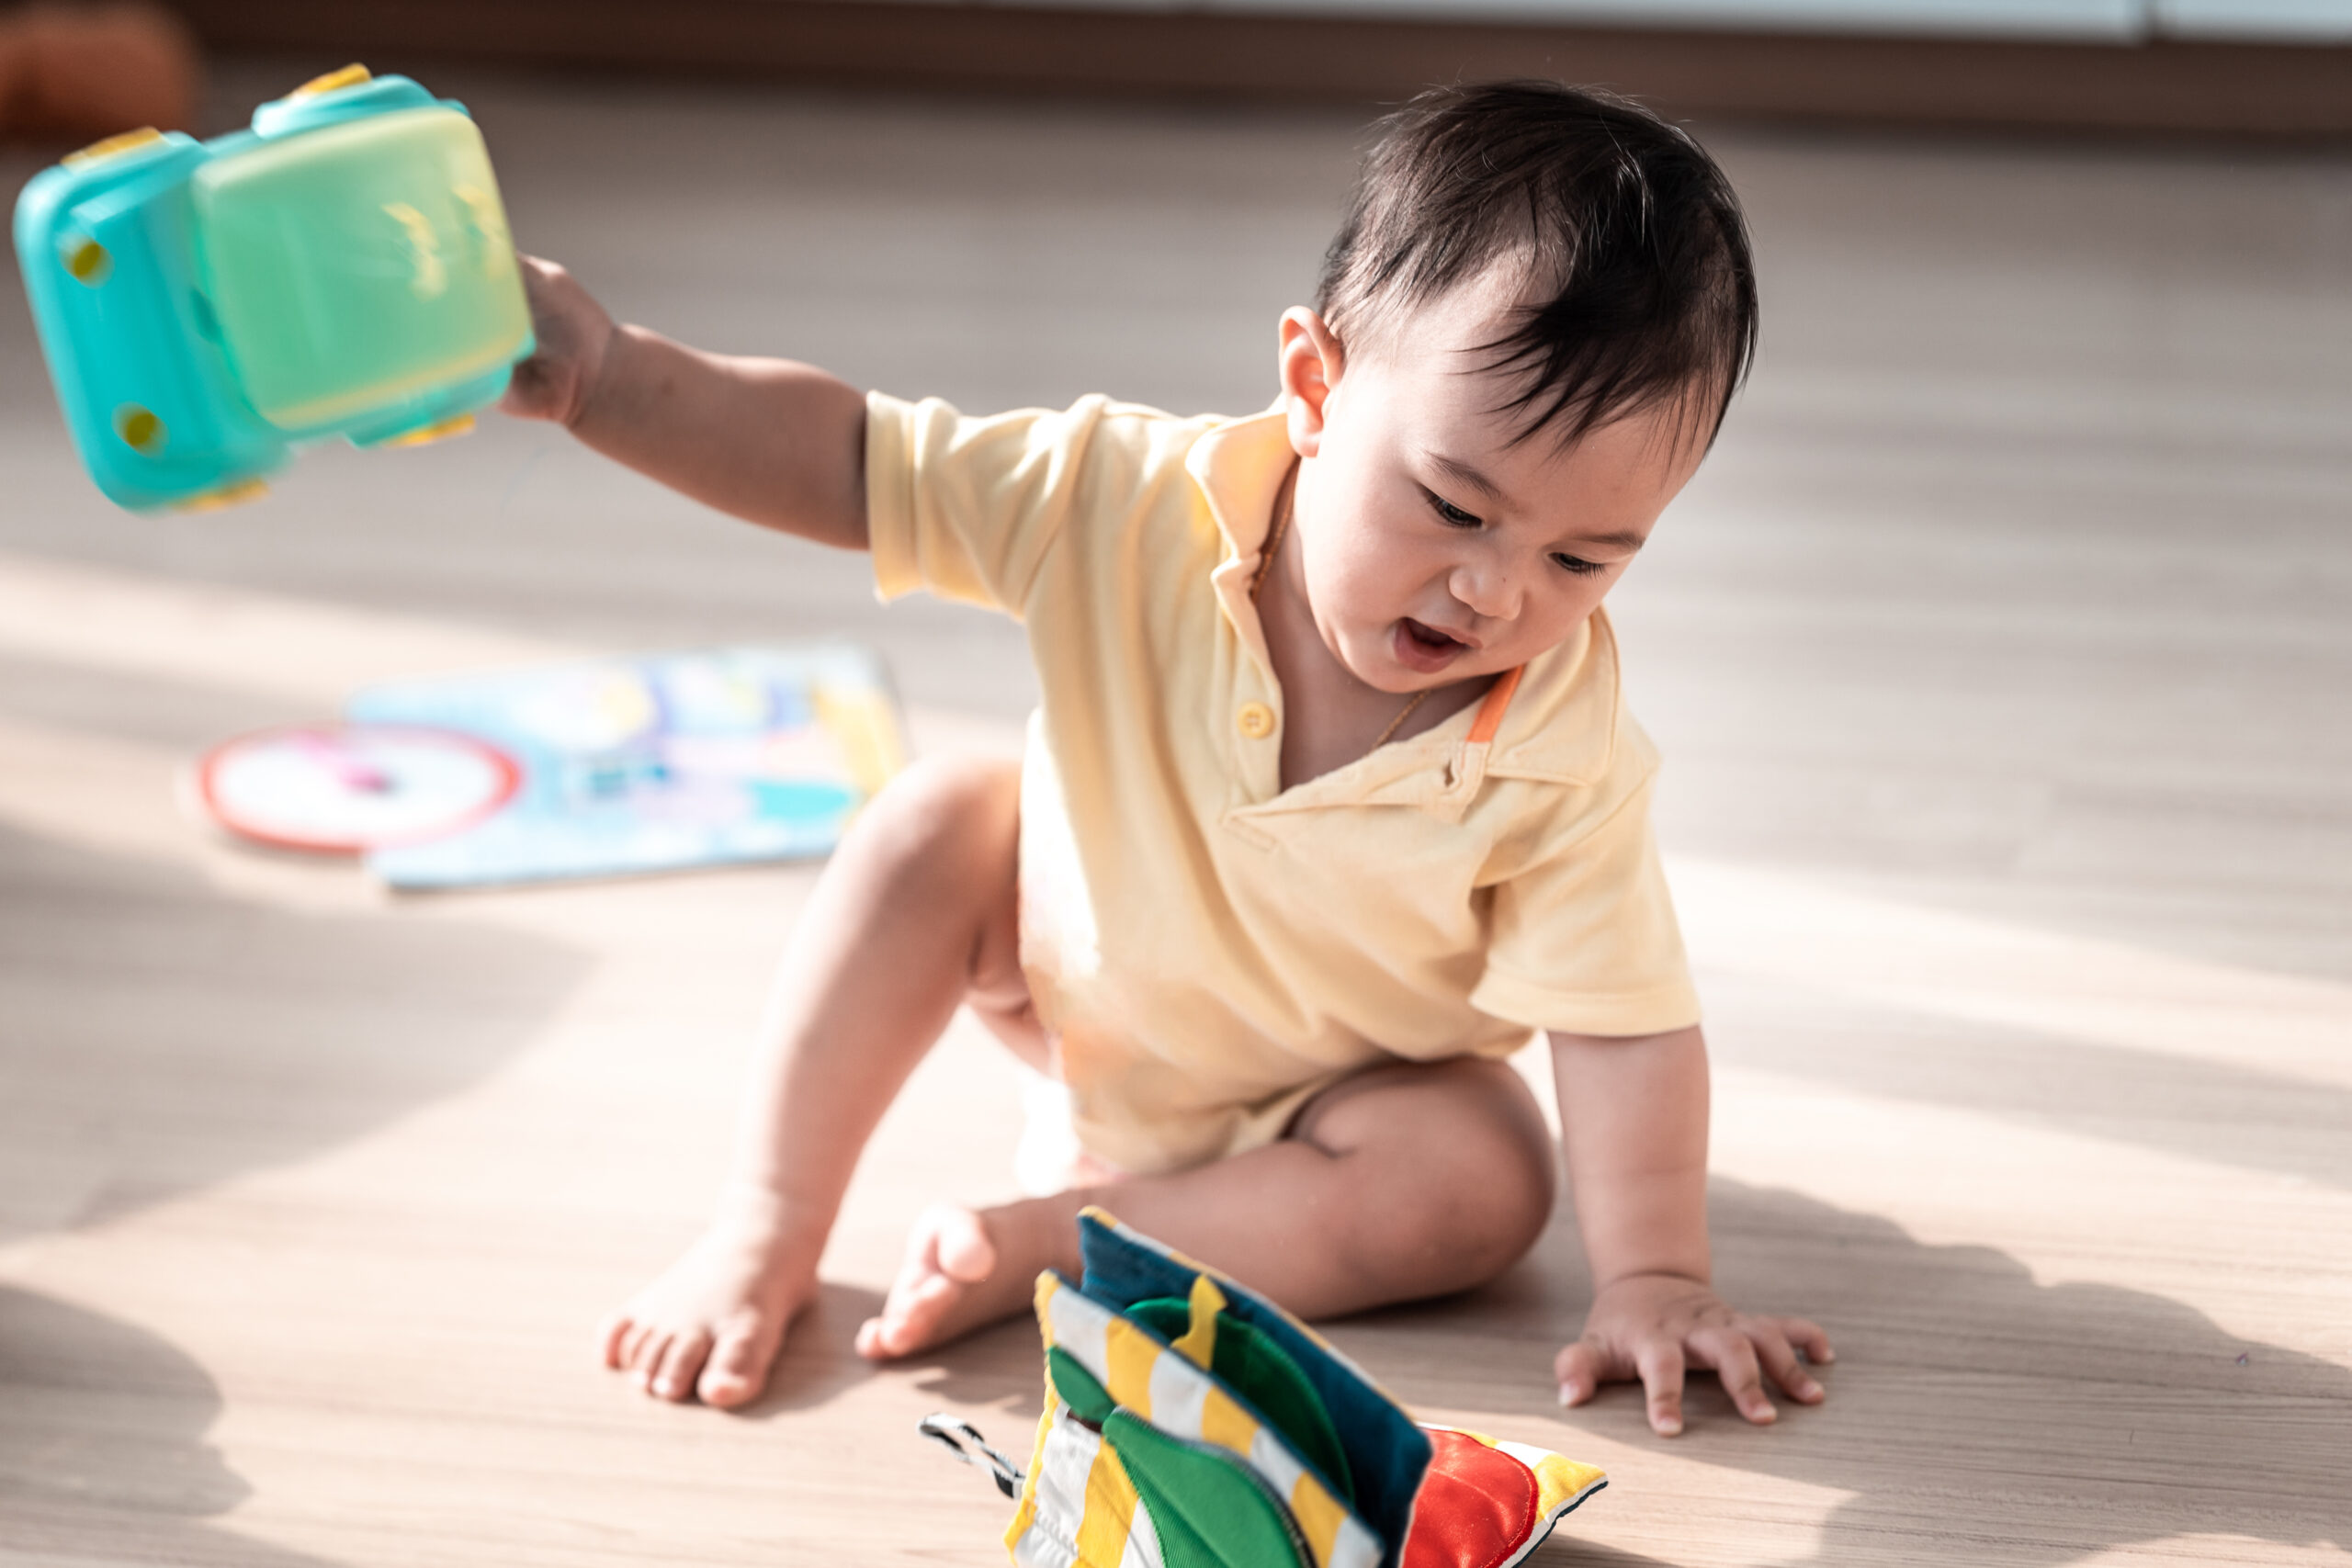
[1469,776,1702,1039]
[865,389,1119,617]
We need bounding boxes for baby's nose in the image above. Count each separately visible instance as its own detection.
[1451,565,1521,621]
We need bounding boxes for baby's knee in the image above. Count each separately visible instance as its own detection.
[1426,1111,1555,1284]
[853,754,1019,881]
[1348,1063,1557,1293]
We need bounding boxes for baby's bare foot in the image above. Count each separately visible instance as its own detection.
[855,1202,1049,1359]
[602,1210,819,1407]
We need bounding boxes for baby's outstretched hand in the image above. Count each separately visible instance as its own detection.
[500,254,618,429]
[1555,1273,1831,1437]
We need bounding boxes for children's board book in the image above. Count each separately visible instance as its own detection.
[198,645,905,890]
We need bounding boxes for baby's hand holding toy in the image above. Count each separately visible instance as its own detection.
[498,254,616,429]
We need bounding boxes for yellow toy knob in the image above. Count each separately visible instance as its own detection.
[378,412,476,448]
[63,127,164,169]
[291,63,372,97]
[114,404,165,454]
[176,479,272,513]
[64,238,111,285]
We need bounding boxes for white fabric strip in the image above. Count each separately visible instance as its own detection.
[1012,1408,1105,1568]
[1329,1515,1384,1568]
[1117,1496,1167,1568]
[1046,1283,1114,1380]
[1247,1426,1306,1500]
[1145,1348,1209,1439]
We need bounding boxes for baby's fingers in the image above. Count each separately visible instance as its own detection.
[1691,1326,1775,1425]
[1554,1338,1615,1407]
[1774,1315,1835,1367]
[1750,1322,1826,1404]
[1634,1338,1687,1438]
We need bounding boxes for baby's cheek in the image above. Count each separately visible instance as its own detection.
[1526,582,1611,652]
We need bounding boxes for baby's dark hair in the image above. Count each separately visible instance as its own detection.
[1316,80,1758,449]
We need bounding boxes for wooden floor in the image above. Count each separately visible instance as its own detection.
[3,62,2347,1568]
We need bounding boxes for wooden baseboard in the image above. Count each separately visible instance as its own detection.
[168,0,2352,138]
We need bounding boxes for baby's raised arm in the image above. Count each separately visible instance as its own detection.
[500,255,868,550]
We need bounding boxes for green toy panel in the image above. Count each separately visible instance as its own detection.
[192,107,528,431]
[1047,1347,1117,1426]
[1074,1211,1430,1566]
[1106,1411,1311,1568]
[1125,1298,1354,1506]
[1047,1348,1307,1568]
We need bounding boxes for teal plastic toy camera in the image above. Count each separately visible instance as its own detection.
[12,64,533,512]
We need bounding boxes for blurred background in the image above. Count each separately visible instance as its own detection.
[2,5,2347,1567]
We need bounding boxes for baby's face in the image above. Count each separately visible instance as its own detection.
[1281,283,1711,696]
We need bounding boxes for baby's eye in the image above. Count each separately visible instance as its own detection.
[1424,489,1482,528]
[1551,552,1605,576]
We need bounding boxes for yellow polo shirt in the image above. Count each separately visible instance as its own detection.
[867,391,1701,1176]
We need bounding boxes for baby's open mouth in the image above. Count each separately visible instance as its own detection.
[1393,617,1470,673]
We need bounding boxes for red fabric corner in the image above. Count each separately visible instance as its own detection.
[1399,1429,1541,1568]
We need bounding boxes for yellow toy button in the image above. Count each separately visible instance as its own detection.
[378,412,476,448]
[175,478,271,513]
[292,63,372,97]
[1237,702,1277,739]
[64,238,111,285]
[63,127,164,169]
[114,404,164,454]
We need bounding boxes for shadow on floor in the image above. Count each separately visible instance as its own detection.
[732,1281,890,1418]
[1705,973,2352,1194]
[0,1285,341,1567]
[0,820,593,1248]
[0,818,594,1562]
[1342,1179,2348,1568]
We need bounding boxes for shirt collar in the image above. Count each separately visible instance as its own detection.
[1188,404,1295,677]
[1188,405,1623,802]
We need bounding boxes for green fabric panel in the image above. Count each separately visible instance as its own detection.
[1074,1214,1431,1564]
[1125,1298,1354,1506]
[1105,1410,1308,1568]
[1123,1297,1193,1343]
[1125,1484,1226,1568]
[1046,1346,1119,1427]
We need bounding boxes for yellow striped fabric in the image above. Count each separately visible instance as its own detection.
[1036,1271,1383,1568]
[1075,1438,1146,1568]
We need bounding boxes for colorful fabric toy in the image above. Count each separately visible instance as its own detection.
[926,1209,1605,1568]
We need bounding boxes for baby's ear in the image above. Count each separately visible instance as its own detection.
[1276,307,1342,457]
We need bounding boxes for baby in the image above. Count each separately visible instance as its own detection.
[505,80,1830,1438]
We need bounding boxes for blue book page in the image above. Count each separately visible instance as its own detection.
[347,645,904,890]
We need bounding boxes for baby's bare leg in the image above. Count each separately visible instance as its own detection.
[605,754,1023,1405]
[858,1055,1557,1358]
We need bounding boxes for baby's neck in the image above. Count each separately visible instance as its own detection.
[1255,513,1486,793]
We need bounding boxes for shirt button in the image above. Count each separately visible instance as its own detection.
[1236,702,1277,739]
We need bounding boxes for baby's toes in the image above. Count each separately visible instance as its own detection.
[698,1316,786,1408]
[628,1326,675,1390]
[598,1311,638,1371]
[616,1317,662,1377]
[861,1272,951,1360]
[649,1327,715,1402]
